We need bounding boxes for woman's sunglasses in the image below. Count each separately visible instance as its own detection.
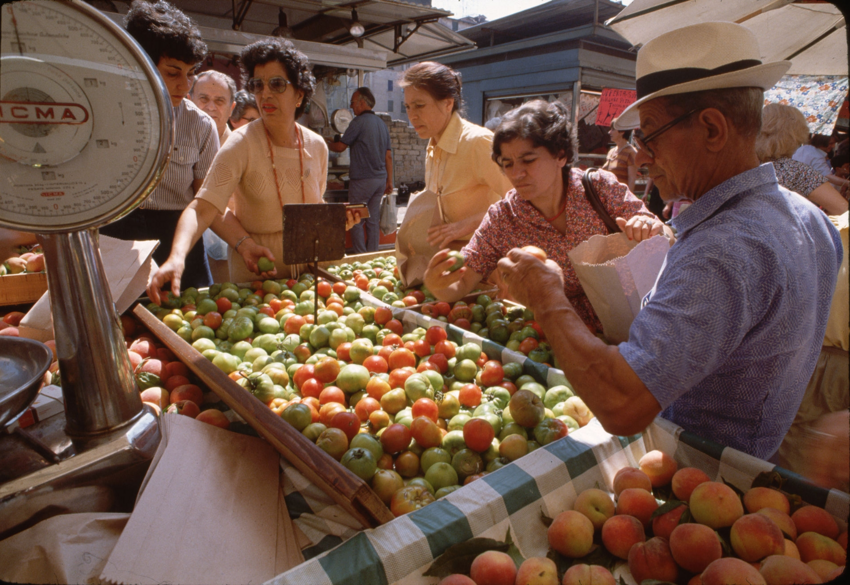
[246,76,291,95]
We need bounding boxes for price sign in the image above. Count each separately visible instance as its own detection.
[595,88,637,127]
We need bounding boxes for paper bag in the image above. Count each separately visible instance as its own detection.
[394,189,442,287]
[18,235,158,342]
[568,232,670,344]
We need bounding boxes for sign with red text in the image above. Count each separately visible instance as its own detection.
[595,88,637,127]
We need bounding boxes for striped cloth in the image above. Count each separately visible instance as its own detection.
[140,99,219,210]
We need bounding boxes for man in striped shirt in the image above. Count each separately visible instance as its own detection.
[100,1,219,289]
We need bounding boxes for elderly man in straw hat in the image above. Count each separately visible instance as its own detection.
[497,22,842,461]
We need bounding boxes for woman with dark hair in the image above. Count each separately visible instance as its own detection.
[400,62,512,249]
[602,120,638,193]
[423,100,662,333]
[229,90,260,130]
[148,38,355,301]
[100,0,218,289]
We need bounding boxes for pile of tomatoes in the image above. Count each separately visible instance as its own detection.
[146,272,593,516]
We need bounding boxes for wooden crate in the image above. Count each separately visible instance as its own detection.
[0,272,47,306]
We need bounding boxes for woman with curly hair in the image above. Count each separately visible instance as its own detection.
[423,100,663,334]
[148,38,356,301]
[756,103,847,215]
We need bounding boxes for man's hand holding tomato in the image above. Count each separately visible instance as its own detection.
[496,247,567,313]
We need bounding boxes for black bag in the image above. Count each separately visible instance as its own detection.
[581,168,621,234]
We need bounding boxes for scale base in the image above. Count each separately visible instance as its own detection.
[0,406,160,541]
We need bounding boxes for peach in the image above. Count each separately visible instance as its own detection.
[127,350,143,369]
[548,511,594,558]
[639,450,678,487]
[792,506,840,540]
[469,550,516,585]
[195,408,230,429]
[826,566,845,581]
[612,467,652,498]
[743,487,790,515]
[139,386,169,409]
[437,576,475,585]
[672,467,711,503]
[628,536,679,584]
[138,358,167,381]
[652,503,686,540]
[807,559,839,581]
[669,523,722,574]
[758,555,822,584]
[756,507,797,540]
[515,557,558,585]
[164,360,190,379]
[615,488,658,528]
[573,488,615,531]
[701,557,766,585]
[26,254,44,273]
[838,531,847,550]
[689,481,744,528]
[601,514,645,559]
[796,532,846,565]
[730,513,785,562]
[561,564,616,585]
[785,539,801,559]
[164,374,192,392]
[130,339,157,359]
[170,384,204,407]
[166,400,200,418]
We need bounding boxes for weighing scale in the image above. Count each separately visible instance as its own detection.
[0,0,172,538]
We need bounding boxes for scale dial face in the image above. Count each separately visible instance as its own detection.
[331,108,354,134]
[0,0,172,233]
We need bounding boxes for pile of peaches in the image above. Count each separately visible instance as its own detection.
[436,450,845,585]
[0,246,45,276]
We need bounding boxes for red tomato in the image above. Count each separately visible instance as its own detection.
[518,337,539,355]
[355,275,369,290]
[376,452,394,470]
[498,380,518,396]
[300,377,324,399]
[354,396,381,421]
[284,315,306,335]
[411,398,439,422]
[402,296,418,307]
[374,306,393,325]
[388,367,415,389]
[382,333,403,347]
[317,280,332,298]
[434,340,456,359]
[319,386,346,406]
[417,360,440,374]
[332,281,347,296]
[411,417,443,449]
[215,297,232,313]
[454,318,471,331]
[476,352,488,368]
[336,342,352,362]
[458,383,482,408]
[203,312,222,329]
[330,411,361,441]
[377,345,394,361]
[421,303,437,317]
[525,320,545,340]
[394,450,420,478]
[293,364,316,390]
[384,319,404,336]
[366,376,392,400]
[388,348,416,370]
[479,360,505,387]
[463,418,496,452]
[251,280,263,290]
[380,423,412,454]
[412,339,431,358]
[363,355,389,374]
[258,306,275,318]
[314,357,341,383]
[319,402,347,426]
[425,326,447,346]
[435,301,452,317]
[427,352,449,374]
[269,298,284,313]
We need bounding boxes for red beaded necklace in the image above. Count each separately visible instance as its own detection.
[264,122,305,206]
[544,195,568,223]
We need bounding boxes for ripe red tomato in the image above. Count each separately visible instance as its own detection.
[258,306,275,318]
[203,312,222,330]
[293,364,316,390]
[479,360,505,387]
[458,383,482,408]
[382,333,403,347]
[336,342,352,362]
[354,396,381,421]
[284,315,306,335]
[355,275,369,290]
[374,306,393,325]
[269,298,284,313]
[314,357,341,384]
[384,319,404,336]
[402,296,418,307]
[476,352,488,368]
[411,398,439,422]
[421,303,437,317]
[388,367,415,389]
[434,340,456,359]
[366,376,392,400]
[332,281,347,295]
[330,411,361,441]
[319,386,346,406]
[317,280,332,298]
[427,352,449,374]
[411,416,442,449]
[300,377,324,399]
[425,326,447,346]
[498,380,518,396]
[416,360,440,374]
[388,348,416,370]
[215,297,232,313]
[380,423,412,454]
[319,402,347,426]
[463,418,496,452]
[434,301,452,317]
[394,450,420,478]
[518,337,539,355]
[363,355,389,374]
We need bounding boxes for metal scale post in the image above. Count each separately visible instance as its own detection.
[0,0,173,537]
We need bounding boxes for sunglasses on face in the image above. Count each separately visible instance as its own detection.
[634,108,701,158]
[246,76,291,95]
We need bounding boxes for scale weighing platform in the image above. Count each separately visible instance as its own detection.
[0,0,173,538]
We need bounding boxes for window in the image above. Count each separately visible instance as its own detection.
[387,80,393,92]
[387,100,394,112]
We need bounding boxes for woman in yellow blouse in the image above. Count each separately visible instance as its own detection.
[148,38,352,302]
[400,62,513,249]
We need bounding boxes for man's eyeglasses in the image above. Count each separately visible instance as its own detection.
[634,108,701,158]
[246,76,291,95]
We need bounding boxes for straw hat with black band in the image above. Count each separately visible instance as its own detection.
[614,22,791,130]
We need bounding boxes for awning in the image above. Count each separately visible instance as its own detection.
[605,0,847,76]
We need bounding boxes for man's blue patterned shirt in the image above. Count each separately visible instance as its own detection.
[620,164,842,460]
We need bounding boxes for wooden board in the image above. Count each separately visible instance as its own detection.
[0,272,47,306]
[133,304,395,529]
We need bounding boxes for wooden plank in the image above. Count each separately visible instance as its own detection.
[0,272,48,306]
[133,304,395,529]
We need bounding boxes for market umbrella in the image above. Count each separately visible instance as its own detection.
[605,0,847,76]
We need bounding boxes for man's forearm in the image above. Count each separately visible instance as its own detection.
[534,298,661,436]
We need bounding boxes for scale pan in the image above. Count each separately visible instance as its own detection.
[0,337,53,429]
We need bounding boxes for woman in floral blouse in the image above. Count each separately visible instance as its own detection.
[423,100,663,334]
